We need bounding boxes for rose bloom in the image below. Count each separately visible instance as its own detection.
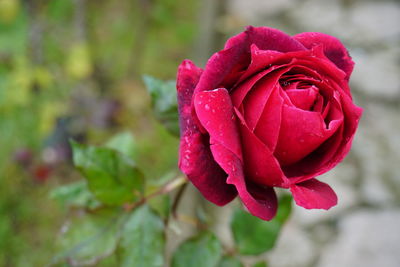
[176,26,362,220]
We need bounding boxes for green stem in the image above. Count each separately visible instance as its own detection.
[124,175,187,211]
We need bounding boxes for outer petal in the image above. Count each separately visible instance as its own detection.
[195,26,306,93]
[211,143,278,221]
[290,178,338,209]
[193,88,278,220]
[226,26,306,52]
[293,32,354,80]
[177,60,237,205]
[194,43,249,93]
[194,88,242,160]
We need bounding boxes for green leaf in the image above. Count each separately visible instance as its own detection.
[252,261,268,267]
[143,75,179,136]
[105,131,137,160]
[231,195,292,255]
[54,210,123,265]
[49,180,101,209]
[218,256,243,267]
[71,140,145,206]
[172,231,222,267]
[117,205,165,267]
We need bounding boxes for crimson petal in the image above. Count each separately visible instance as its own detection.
[274,104,343,166]
[177,60,237,205]
[194,88,242,160]
[211,143,278,221]
[293,32,354,81]
[193,88,278,220]
[290,178,337,209]
[235,108,288,188]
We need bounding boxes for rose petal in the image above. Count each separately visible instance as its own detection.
[225,26,306,52]
[245,26,306,52]
[325,92,363,165]
[274,104,343,166]
[195,45,248,93]
[235,108,288,188]
[194,88,242,160]
[177,60,237,205]
[293,32,354,80]
[282,92,360,182]
[195,26,307,94]
[231,68,275,108]
[253,85,284,151]
[285,87,319,110]
[290,178,337,209]
[242,69,288,130]
[210,142,278,221]
[192,87,280,220]
[239,45,304,84]
[283,125,345,182]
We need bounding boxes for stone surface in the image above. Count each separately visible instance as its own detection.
[317,210,400,267]
[267,220,316,267]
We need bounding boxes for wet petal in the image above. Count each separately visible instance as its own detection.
[210,142,278,221]
[194,88,242,160]
[177,60,237,205]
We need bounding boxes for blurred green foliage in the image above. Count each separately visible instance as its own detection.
[231,195,292,255]
[172,231,222,267]
[0,0,198,265]
[0,1,292,266]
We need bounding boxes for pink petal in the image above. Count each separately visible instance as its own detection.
[177,60,237,205]
[235,108,288,188]
[194,88,242,160]
[290,178,337,209]
[210,142,278,221]
[293,32,354,80]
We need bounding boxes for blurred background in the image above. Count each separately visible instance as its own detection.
[0,0,399,266]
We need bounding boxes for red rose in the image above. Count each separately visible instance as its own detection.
[176,26,362,220]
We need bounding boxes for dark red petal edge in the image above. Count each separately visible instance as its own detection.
[193,88,278,220]
[293,32,354,81]
[177,60,237,205]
